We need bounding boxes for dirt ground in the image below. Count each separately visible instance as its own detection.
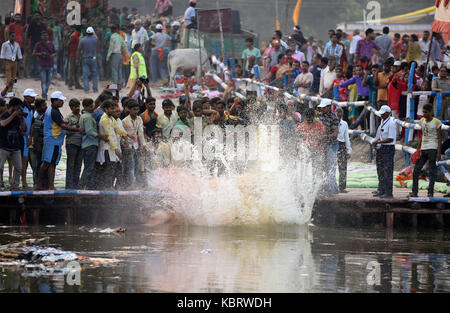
[3,76,168,116]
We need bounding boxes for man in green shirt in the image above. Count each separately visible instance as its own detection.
[107,25,126,86]
[242,37,261,74]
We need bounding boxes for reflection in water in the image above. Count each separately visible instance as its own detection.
[0,225,449,293]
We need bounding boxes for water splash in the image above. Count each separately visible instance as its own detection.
[146,123,324,226]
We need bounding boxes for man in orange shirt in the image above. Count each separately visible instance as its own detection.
[68,26,82,90]
[392,33,402,60]
[296,108,326,187]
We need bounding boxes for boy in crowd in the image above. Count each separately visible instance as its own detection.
[64,99,83,189]
[336,107,352,193]
[97,100,132,189]
[79,98,105,190]
[122,99,145,187]
[36,92,84,190]
[156,99,179,139]
[141,97,158,139]
[410,104,442,198]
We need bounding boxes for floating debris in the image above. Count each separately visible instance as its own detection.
[85,227,127,234]
[200,249,213,254]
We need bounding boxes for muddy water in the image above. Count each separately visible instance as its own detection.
[0,224,449,293]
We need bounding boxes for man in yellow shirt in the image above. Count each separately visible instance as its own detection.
[156,99,179,139]
[97,100,132,189]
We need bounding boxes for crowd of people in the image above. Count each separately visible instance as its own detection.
[0,1,449,199]
[0,1,186,99]
[232,25,449,198]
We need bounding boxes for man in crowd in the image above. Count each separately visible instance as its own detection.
[120,7,129,28]
[323,33,343,65]
[355,28,380,64]
[68,26,82,90]
[294,60,313,96]
[419,30,431,66]
[184,0,198,30]
[268,40,286,71]
[310,53,323,96]
[107,24,126,88]
[28,15,46,77]
[29,98,47,186]
[36,92,84,190]
[150,24,171,83]
[318,99,340,197]
[0,97,27,190]
[33,30,56,100]
[375,27,393,65]
[410,104,441,198]
[392,33,402,60]
[242,38,261,76]
[21,88,38,189]
[0,32,22,91]
[78,26,99,94]
[336,107,352,193]
[349,30,362,65]
[7,14,25,78]
[296,108,325,188]
[130,19,149,55]
[319,56,337,98]
[65,99,83,190]
[372,105,396,199]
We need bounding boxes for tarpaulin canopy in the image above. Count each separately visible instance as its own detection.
[364,6,435,24]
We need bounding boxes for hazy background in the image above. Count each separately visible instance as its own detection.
[1,0,435,44]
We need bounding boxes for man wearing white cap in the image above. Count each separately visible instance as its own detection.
[150,23,171,83]
[170,21,181,50]
[21,88,38,188]
[317,99,340,196]
[36,92,84,190]
[184,0,197,30]
[372,105,396,198]
[78,26,99,93]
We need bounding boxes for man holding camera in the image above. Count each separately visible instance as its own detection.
[127,76,152,115]
[33,30,56,100]
[0,97,27,190]
[0,32,22,92]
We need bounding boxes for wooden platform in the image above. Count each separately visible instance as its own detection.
[0,188,449,229]
[314,188,450,232]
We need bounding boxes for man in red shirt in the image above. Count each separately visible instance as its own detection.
[392,33,402,60]
[68,26,82,90]
[297,108,326,186]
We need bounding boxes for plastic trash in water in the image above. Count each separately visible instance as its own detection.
[22,246,78,263]
[200,249,213,254]
[45,225,56,228]
[88,228,126,234]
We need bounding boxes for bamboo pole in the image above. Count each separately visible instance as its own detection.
[216,0,225,60]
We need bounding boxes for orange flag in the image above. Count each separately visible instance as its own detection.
[293,0,302,25]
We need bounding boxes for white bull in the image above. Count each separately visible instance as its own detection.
[167,48,211,87]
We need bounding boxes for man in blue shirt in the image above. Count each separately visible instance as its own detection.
[21,88,37,189]
[78,27,99,93]
[35,92,84,190]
